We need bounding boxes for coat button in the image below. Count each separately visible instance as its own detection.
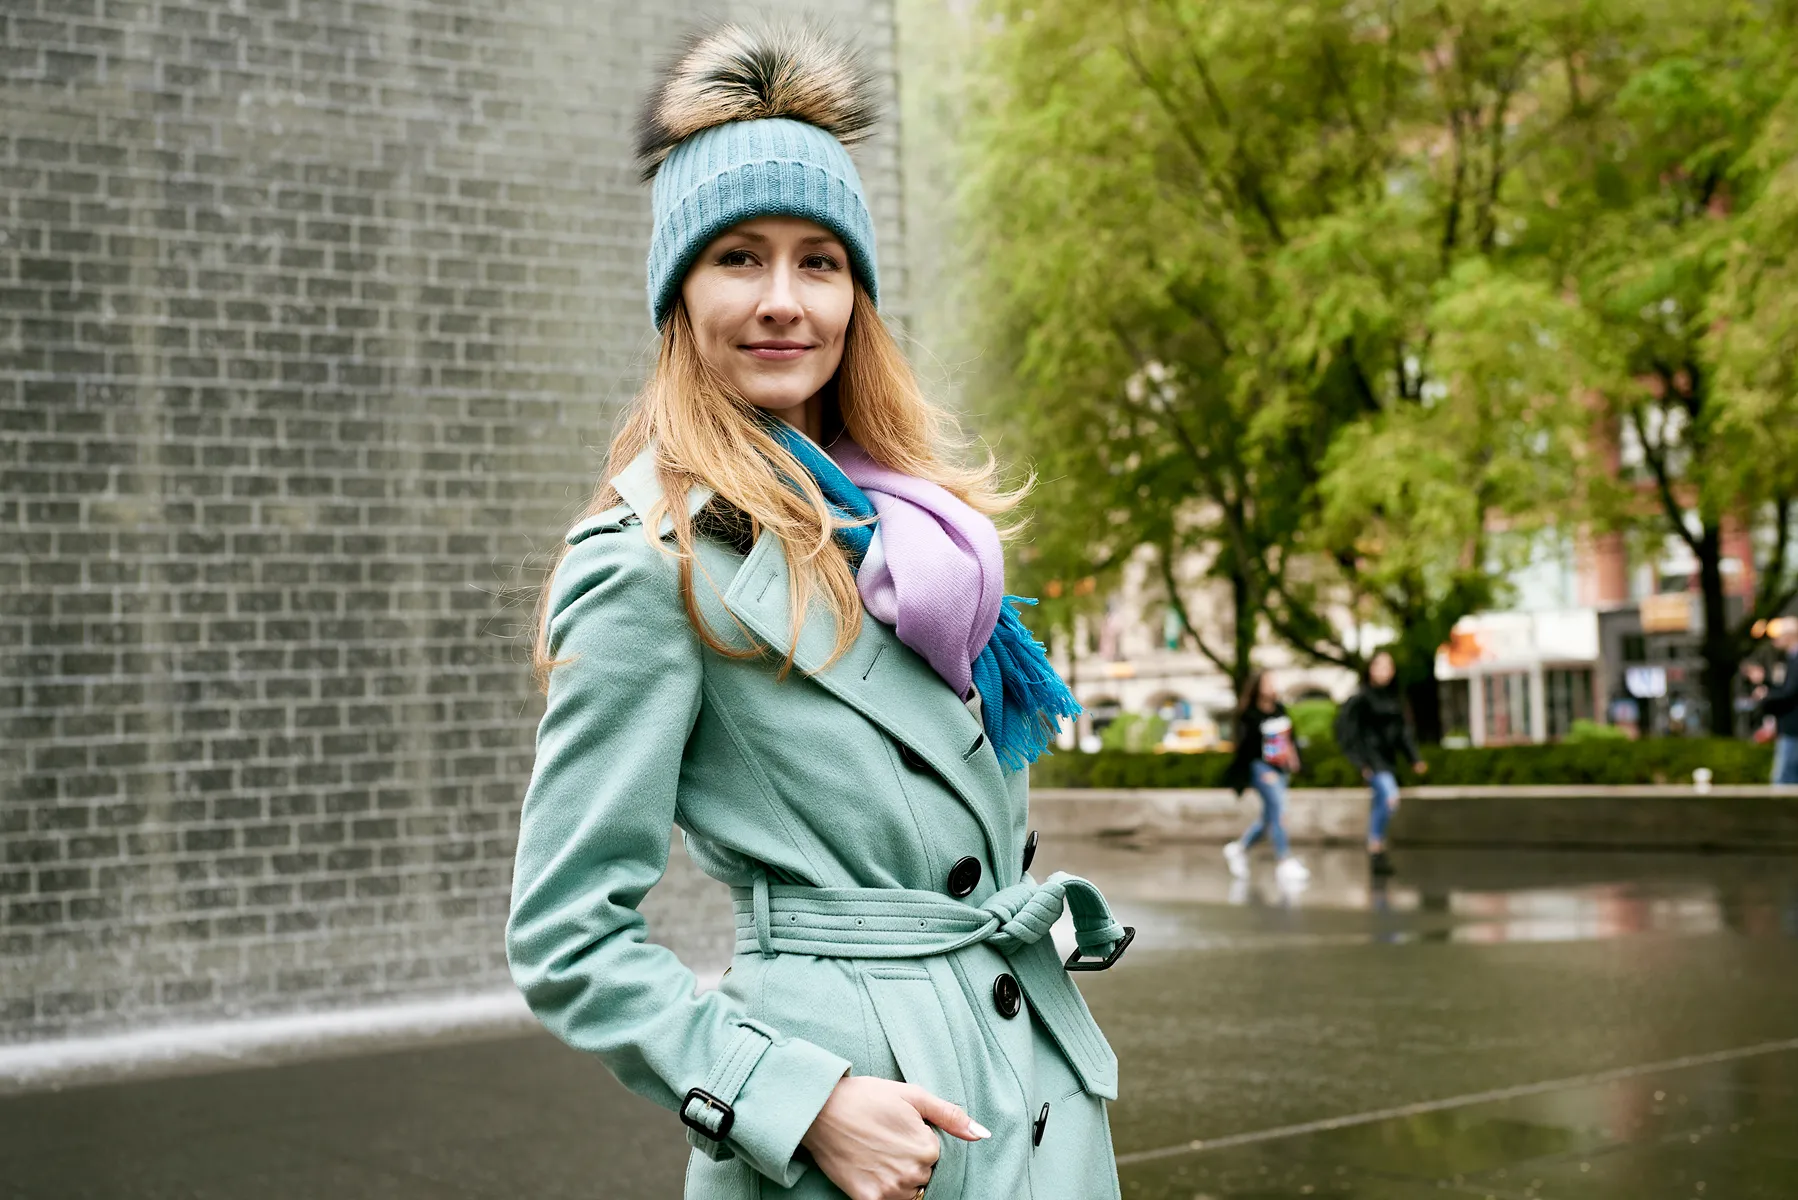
[1033,1102,1050,1146]
[1021,830,1038,873]
[992,972,1021,1019]
[947,856,982,897]
[898,743,928,772]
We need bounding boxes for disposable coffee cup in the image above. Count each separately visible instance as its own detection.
[1693,767,1713,794]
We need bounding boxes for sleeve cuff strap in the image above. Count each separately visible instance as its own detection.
[684,1020,851,1187]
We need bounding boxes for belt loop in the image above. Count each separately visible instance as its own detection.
[752,865,775,958]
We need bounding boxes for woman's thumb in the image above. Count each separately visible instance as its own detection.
[901,1085,992,1142]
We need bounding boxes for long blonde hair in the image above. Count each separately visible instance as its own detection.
[532,286,1024,688]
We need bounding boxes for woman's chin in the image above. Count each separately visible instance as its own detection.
[743,385,822,416]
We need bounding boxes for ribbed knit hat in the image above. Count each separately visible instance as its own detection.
[636,25,880,329]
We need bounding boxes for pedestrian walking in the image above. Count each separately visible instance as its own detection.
[1754,622,1798,786]
[504,25,1126,1200]
[1334,651,1429,877]
[1223,671,1310,888]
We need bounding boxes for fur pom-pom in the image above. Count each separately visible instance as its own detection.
[636,24,878,181]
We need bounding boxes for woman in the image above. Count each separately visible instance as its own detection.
[1221,671,1309,888]
[505,26,1129,1200]
[1333,650,1428,877]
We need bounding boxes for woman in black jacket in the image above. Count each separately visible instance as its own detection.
[1334,651,1427,876]
[1222,670,1309,888]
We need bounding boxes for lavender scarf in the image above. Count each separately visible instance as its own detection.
[762,420,1080,770]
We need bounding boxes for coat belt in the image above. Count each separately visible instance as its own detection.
[727,870,1125,1099]
[729,870,1125,961]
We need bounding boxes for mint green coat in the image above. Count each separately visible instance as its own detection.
[506,449,1123,1199]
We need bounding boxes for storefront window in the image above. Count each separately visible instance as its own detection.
[1481,672,1532,743]
[1545,667,1595,738]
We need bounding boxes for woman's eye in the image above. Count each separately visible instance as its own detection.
[718,249,758,267]
[802,253,842,271]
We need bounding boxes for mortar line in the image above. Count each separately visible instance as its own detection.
[1115,1036,1798,1167]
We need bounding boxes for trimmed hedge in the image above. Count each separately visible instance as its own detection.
[1029,737,1777,789]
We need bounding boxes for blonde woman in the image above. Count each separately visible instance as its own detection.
[505,26,1131,1200]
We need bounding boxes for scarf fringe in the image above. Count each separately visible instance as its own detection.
[977,597,1083,771]
[761,417,1080,769]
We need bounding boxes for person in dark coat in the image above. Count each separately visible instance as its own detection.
[1222,670,1309,888]
[1334,651,1428,876]
[1754,622,1798,785]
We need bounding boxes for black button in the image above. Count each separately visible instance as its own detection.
[898,743,928,772]
[947,856,982,897]
[1021,830,1038,873]
[1033,1102,1050,1146]
[992,972,1021,1019]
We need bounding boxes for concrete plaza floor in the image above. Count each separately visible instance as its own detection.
[4,843,1797,1199]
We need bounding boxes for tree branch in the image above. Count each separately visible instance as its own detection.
[1157,543,1235,676]
[1627,403,1703,555]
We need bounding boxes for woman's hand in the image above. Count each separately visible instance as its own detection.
[801,1075,990,1200]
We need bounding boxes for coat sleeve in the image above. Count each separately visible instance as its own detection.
[506,528,850,1186]
[1759,663,1798,719]
[1398,707,1422,766]
[1334,695,1369,769]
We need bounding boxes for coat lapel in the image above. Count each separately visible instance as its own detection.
[607,444,1017,873]
[719,526,1015,873]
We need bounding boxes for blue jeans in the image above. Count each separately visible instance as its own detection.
[1241,761,1291,859]
[1776,736,1798,786]
[1368,770,1399,847]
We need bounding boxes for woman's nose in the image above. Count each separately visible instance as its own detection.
[757,266,803,324]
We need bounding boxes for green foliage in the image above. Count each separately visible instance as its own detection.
[959,0,1798,729]
[1097,712,1169,753]
[1565,718,1631,743]
[1287,698,1339,750]
[964,0,1632,700]
[1031,738,1776,789]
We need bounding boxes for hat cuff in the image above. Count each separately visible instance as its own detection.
[648,155,879,327]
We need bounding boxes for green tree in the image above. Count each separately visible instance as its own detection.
[964,0,1614,731]
[1524,3,1798,734]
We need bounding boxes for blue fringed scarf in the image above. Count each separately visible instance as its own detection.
[763,419,1080,770]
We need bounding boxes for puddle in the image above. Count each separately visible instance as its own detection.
[1044,842,1798,949]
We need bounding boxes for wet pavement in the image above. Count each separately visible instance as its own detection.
[5,844,1798,1199]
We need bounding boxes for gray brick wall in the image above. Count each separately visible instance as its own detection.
[0,0,904,1043]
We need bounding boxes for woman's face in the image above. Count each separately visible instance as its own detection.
[1258,674,1279,706]
[680,216,855,417]
[1369,652,1396,687]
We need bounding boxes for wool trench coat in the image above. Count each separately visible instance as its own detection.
[506,447,1126,1199]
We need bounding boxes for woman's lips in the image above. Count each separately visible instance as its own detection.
[741,342,811,361]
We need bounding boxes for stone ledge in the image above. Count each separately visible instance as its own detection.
[1029,786,1798,850]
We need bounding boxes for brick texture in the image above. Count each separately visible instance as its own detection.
[0,0,904,1042]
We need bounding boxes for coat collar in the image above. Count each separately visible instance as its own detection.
[605,445,714,534]
[600,443,1016,870]
[717,524,1014,874]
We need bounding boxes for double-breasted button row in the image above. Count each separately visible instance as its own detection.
[992,972,1021,1019]
[947,856,981,897]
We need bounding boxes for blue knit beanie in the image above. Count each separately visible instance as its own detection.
[637,26,880,329]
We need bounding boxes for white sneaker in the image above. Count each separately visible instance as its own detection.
[1222,840,1248,879]
[1275,857,1310,887]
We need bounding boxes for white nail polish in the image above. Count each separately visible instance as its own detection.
[969,1121,992,1139]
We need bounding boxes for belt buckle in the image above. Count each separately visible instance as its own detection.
[680,1087,736,1141]
[1064,925,1135,972]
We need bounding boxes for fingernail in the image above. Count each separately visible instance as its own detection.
[969,1121,992,1139]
